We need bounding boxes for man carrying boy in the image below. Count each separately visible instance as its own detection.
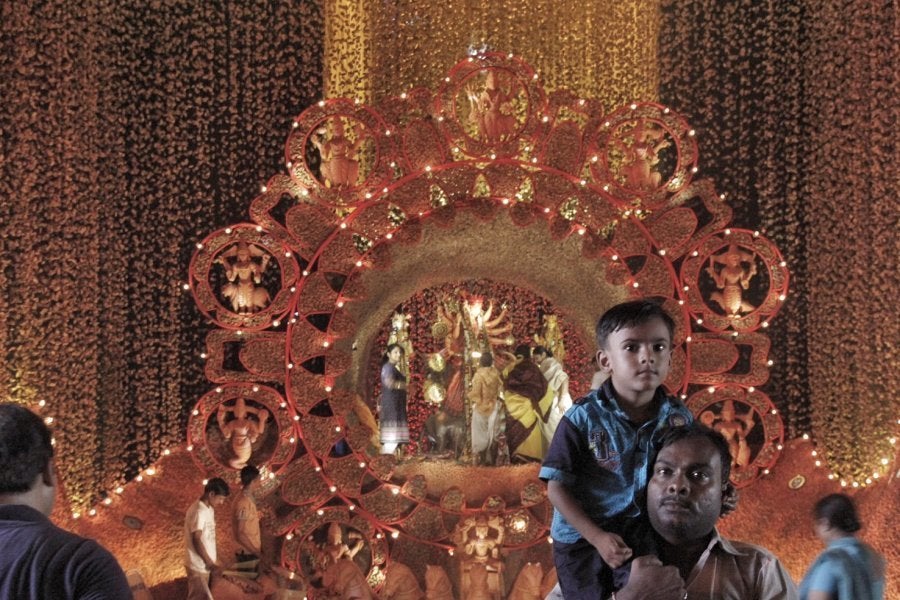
[539,300,693,599]
[547,422,797,599]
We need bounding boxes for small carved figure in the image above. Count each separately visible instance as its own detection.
[321,522,365,566]
[309,523,371,599]
[467,563,493,600]
[617,120,671,192]
[706,244,759,316]
[539,567,558,600]
[453,514,505,600]
[381,561,424,600]
[217,241,271,314]
[311,118,364,189]
[321,557,374,600]
[508,562,543,600]
[466,70,518,144]
[217,398,269,469]
[712,399,756,470]
[701,400,755,471]
[424,565,454,600]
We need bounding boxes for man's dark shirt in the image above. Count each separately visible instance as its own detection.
[0,504,131,599]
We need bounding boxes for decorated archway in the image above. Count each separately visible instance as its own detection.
[188,52,789,596]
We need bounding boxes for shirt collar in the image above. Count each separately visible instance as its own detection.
[706,527,746,557]
[597,379,676,417]
[0,504,50,523]
[827,536,859,549]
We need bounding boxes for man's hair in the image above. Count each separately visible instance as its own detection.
[0,403,54,494]
[240,464,260,488]
[814,493,861,534]
[479,353,493,367]
[532,345,551,358]
[654,422,733,485]
[204,477,230,497]
[595,299,676,349]
[513,344,532,359]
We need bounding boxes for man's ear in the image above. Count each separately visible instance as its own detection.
[720,481,738,516]
[41,461,56,488]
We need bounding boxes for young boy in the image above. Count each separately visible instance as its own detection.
[539,300,693,599]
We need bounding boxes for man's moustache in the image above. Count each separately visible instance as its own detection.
[659,496,692,509]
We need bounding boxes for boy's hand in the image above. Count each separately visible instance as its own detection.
[615,555,685,600]
[590,531,633,568]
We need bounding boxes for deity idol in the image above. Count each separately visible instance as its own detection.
[311,118,364,189]
[700,399,756,470]
[617,120,671,192]
[706,244,759,316]
[466,70,518,144]
[217,397,269,469]
[217,241,272,314]
[453,514,505,599]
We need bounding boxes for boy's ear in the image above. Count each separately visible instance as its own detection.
[595,349,611,372]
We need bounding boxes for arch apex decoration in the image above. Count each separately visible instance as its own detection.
[188,52,789,591]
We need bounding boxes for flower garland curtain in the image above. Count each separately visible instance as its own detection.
[324,0,662,108]
[0,0,324,511]
[658,0,898,483]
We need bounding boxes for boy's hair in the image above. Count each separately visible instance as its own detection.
[595,300,675,349]
[0,403,54,494]
[814,493,861,534]
[532,345,552,358]
[653,422,733,485]
[240,464,260,487]
[204,477,230,497]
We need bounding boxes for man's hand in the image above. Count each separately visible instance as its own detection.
[615,555,686,600]
[590,530,633,568]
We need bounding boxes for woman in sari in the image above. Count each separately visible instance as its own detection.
[501,345,554,462]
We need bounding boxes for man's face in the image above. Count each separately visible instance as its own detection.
[647,436,725,545]
[532,350,546,364]
[596,317,672,401]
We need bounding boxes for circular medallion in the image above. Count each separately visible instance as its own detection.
[681,229,789,333]
[189,225,300,331]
